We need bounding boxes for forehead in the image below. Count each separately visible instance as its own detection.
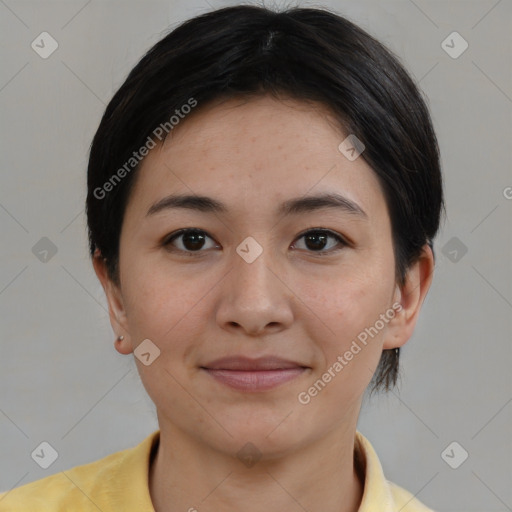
[126,95,387,221]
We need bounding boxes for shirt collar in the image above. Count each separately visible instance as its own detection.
[354,431,396,511]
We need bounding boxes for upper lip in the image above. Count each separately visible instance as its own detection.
[201,356,308,371]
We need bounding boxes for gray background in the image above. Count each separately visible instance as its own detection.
[1,1,511,510]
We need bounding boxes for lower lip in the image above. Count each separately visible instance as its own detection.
[201,368,307,391]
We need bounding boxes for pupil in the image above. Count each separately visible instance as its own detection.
[305,232,327,251]
[183,231,205,250]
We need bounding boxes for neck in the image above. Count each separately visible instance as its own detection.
[149,422,364,512]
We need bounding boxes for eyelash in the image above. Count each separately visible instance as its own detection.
[161,228,349,257]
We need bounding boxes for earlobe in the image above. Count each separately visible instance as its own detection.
[92,250,132,353]
[114,334,133,355]
[383,244,435,350]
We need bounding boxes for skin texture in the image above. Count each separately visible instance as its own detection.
[93,95,434,512]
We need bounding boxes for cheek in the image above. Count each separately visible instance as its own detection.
[299,280,392,408]
[294,253,395,367]
[120,255,182,339]
[302,259,394,327]
[120,263,208,401]
[120,256,218,356]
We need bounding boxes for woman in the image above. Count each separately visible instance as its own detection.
[0,5,443,511]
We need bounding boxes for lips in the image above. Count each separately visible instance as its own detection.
[201,356,307,371]
[200,356,309,392]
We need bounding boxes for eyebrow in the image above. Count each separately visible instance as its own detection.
[146,192,367,219]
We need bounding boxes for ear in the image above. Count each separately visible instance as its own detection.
[92,249,133,355]
[383,244,435,350]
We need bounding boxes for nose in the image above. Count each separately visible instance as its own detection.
[215,245,294,336]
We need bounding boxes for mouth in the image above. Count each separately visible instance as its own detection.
[200,356,309,392]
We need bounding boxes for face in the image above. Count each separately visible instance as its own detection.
[99,95,416,457]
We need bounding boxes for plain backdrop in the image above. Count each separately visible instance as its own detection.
[1,1,511,511]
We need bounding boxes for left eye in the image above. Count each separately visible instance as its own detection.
[292,229,347,254]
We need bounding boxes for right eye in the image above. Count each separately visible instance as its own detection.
[162,228,220,255]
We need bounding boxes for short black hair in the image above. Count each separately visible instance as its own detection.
[86,5,444,394]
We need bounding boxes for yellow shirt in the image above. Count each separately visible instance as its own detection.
[0,430,435,511]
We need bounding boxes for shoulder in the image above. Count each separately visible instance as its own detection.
[0,452,118,511]
[0,430,159,512]
[388,480,436,512]
[354,431,436,512]
[0,448,127,511]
